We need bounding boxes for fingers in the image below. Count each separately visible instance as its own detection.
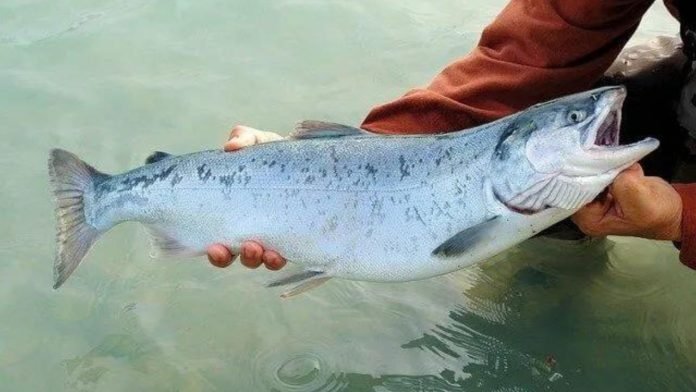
[611,164,645,195]
[206,244,235,268]
[224,125,284,152]
[240,241,264,269]
[606,163,645,216]
[225,125,259,152]
[572,195,614,236]
[255,130,283,144]
[239,241,288,270]
[263,251,287,271]
[572,188,639,237]
[610,164,654,220]
[206,241,287,270]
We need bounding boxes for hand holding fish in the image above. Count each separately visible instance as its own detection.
[572,163,683,241]
[207,125,287,270]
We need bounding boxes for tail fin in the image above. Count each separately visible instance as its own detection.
[48,149,109,289]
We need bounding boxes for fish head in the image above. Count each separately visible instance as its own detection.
[490,86,659,213]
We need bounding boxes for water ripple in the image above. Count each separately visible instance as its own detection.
[252,339,348,391]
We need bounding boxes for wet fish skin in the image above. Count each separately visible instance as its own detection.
[48,86,659,293]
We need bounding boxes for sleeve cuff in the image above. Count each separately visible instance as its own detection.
[673,184,696,269]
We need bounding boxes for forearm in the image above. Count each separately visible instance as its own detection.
[674,184,696,269]
[361,0,654,135]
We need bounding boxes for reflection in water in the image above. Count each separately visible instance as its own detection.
[38,226,696,392]
[64,334,153,391]
[282,238,696,392]
[340,237,676,392]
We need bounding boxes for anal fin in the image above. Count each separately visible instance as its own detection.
[281,277,331,298]
[267,270,331,298]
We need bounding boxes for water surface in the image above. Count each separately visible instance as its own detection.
[1,1,694,391]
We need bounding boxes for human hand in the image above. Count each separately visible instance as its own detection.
[206,125,287,270]
[572,164,683,241]
[223,125,284,152]
[207,241,287,270]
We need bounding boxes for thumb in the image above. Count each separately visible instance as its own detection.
[608,164,651,218]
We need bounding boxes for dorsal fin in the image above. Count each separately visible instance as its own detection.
[145,151,173,164]
[290,120,369,139]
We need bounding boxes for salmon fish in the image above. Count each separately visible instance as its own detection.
[48,86,658,296]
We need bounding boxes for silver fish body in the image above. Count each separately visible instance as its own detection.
[49,86,659,293]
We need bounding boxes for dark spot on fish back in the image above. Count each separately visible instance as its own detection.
[399,155,411,180]
[197,164,212,182]
[364,163,378,179]
[119,165,176,192]
[219,174,236,187]
[170,172,183,186]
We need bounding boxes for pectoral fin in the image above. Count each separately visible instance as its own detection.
[432,216,501,257]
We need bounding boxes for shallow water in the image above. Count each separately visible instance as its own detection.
[1,1,694,391]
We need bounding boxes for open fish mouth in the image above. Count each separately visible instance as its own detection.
[581,86,659,170]
[594,108,620,147]
[585,87,625,149]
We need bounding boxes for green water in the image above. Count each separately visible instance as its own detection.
[1,1,694,391]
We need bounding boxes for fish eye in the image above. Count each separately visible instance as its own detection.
[567,110,586,123]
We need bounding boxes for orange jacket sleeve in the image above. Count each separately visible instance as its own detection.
[674,185,696,269]
[360,0,654,134]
